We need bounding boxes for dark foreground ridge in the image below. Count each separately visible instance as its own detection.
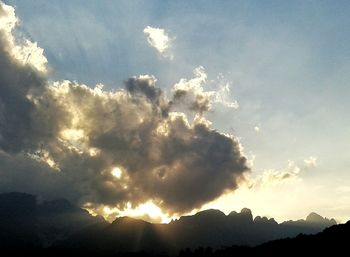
[0,192,343,256]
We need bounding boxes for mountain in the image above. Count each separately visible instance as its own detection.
[196,220,350,256]
[0,192,106,252]
[37,198,106,246]
[0,192,338,256]
[255,220,350,255]
[57,207,336,254]
[0,192,41,250]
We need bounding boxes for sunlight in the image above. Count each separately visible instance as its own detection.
[138,202,163,218]
[28,150,60,171]
[156,121,169,136]
[84,201,173,223]
[88,147,100,157]
[103,206,118,215]
[111,167,122,179]
[119,201,172,223]
[60,128,85,142]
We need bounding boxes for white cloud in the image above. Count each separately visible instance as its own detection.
[304,156,317,168]
[213,79,239,109]
[172,66,238,114]
[143,25,173,59]
[245,157,319,189]
[0,2,47,73]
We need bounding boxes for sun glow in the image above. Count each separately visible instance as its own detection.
[118,201,172,223]
[111,167,122,179]
[84,201,173,223]
[60,128,85,141]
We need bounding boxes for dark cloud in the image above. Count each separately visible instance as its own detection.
[0,33,44,152]
[171,67,212,115]
[150,122,248,213]
[125,75,170,117]
[173,89,210,114]
[125,75,161,104]
[0,2,66,153]
[0,2,249,216]
[190,94,211,113]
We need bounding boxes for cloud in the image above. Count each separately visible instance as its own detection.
[252,157,318,188]
[0,3,47,72]
[172,66,238,115]
[0,2,59,153]
[0,2,249,217]
[143,25,174,59]
[304,156,317,168]
[85,201,170,223]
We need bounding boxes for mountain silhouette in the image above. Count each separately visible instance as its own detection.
[0,192,105,253]
[55,200,336,254]
[37,198,106,247]
[0,192,41,250]
[254,220,350,255]
[194,220,350,256]
[0,192,339,256]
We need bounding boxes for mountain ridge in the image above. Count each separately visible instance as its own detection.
[0,192,338,255]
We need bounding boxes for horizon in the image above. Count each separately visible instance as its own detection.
[0,190,343,255]
[1,0,350,226]
[1,191,339,224]
[0,190,338,225]
[88,206,337,225]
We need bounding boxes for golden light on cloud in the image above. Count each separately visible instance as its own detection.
[28,150,60,171]
[60,128,85,142]
[156,121,169,136]
[84,201,173,224]
[119,201,172,223]
[45,158,58,169]
[88,147,100,157]
[111,167,122,179]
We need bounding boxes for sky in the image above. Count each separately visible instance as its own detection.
[1,0,350,223]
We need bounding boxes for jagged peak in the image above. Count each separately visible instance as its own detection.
[112,216,151,225]
[306,212,324,223]
[306,212,337,225]
[241,208,252,215]
[254,216,278,225]
[228,208,252,217]
[195,209,226,217]
[227,208,253,223]
[228,210,238,216]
